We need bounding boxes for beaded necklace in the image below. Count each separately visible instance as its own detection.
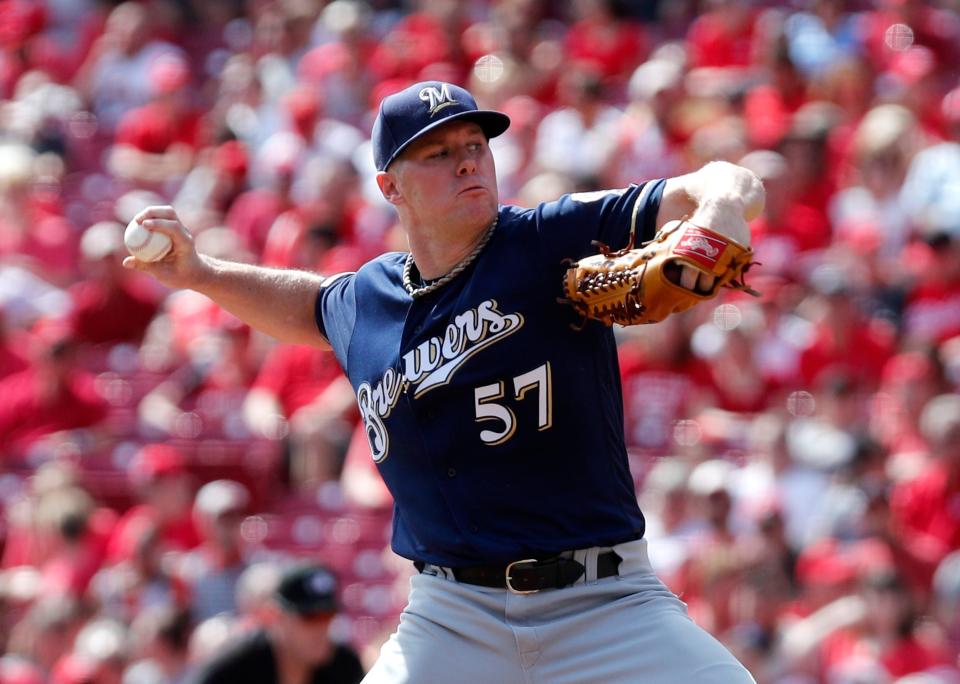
[401,217,498,298]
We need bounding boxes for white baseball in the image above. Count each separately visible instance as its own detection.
[124,219,172,262]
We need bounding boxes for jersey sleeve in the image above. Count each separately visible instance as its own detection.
[529,179,665,265]
[315,271,357,370]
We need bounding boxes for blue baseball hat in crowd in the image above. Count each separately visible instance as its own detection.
[372,81,511,171]
[275,563,339,615]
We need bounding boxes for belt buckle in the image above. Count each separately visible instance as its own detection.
[505,558,540,594]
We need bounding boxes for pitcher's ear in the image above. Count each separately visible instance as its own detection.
[376,171,402,205]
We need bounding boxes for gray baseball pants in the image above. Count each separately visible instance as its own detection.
[362,538,756,683]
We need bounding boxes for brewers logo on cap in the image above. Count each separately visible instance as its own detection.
[419,84,457,116]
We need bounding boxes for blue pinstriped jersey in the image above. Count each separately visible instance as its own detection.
[317,180,665,566]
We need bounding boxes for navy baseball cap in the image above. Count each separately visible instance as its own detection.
[372,81,511,171]
[274,563,338,615]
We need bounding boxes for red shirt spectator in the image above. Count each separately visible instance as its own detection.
[740,149,832,278]
[890,461,960,588]
[261,205,365,274]
[114,102,202,154]
[798,302,895,391]
[565,3,648,83]
[881,635,953,678]
[0,191,79,286]
[69,275,159,345]
[369,9,469,84]
[107,52,202,187]
[94,512,190,622]
[907,281,960,344]
[618,321,709,453]
[743,46,809,149]
[889,394,960,589]
[67,221,161,345]
[251,344,346,419]
[0,0,46,96]
[686,1,758,69]
[700,328,781,414]
[112,51,200,152]
[224,186,290,259]
[0,321,108,459]
[106,444,200,564]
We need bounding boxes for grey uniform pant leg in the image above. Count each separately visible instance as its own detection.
[362,539,756,684]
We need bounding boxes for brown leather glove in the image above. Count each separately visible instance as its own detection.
[562,219,759,327]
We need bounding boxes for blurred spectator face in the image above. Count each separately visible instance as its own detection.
[860,147,907,198]
[557,64,604,109]
[628,58,684,125]
[689,460,735,530]
[730,572,790,634]
[272,608,336,666]
[253,6,289,56]
[283,87,321,140]
[106,3,151,56]
[758,509,785,543]
[218,54,260,104]
[921,394,960,463]
[780,130,827,186]
[862,573,911,636]
[661,485,690,528]
[817,57,874,116]
[147,54,190,108]
[812,0,845,25]
[130,604,191,671]
[854,105,916,197]
[209,509,245,552]
[818,373,861,427]
[28,319,79,391]
[131,523,166,577]
[145,472,193,522]
[882,354,938,418]
[79,221,125,281]
[704,489,733,529]
[193,480,249,551]
[185,325,253,389]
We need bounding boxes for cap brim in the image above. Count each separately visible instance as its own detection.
[381,110,510,171]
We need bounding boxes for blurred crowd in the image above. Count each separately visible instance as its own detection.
[1,0,960,682]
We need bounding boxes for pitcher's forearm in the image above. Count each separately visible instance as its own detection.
[193,256,330,348]
[122,205,333,348]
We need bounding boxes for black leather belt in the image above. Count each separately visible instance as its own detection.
[415,551,621,594]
